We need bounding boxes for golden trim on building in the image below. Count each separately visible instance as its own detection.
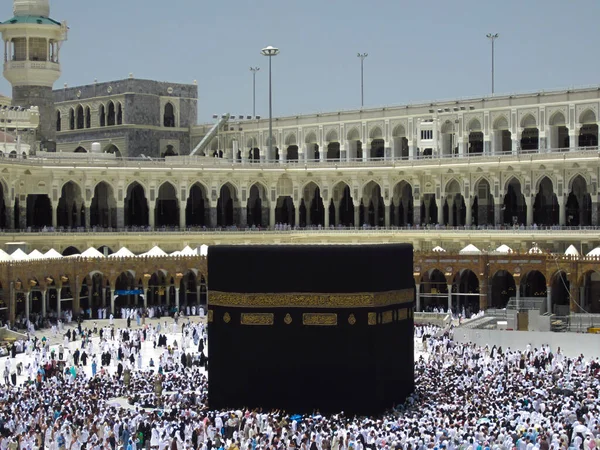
[398,308,408,321]
[368,312,377,326]
[284,313,292,325]
[302,313,337,326]
[207,309,213,323]
[382,310,393,324]
[240,313,274,326]
[209,289,414,309]
[223,312,231,323]
[348,314,356,325]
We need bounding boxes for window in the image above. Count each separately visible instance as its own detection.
[420,130,433,140]
[56,111,61,132]
[164,103,175,127]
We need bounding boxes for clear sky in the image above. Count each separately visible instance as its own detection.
[2,0,600,122]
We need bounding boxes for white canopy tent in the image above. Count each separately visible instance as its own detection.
[140,246,167,257]
[459,244,482,254]
[28,249,45,260]
[11,248,29,261]
[528,246,543,254]
[81,247,105,258]
[564,245,580,256]
[109,247,135,258]
[0,249,12,262]
[495,244,513,253]
[44,249,63,259]
[199,244,208,256]
[432,246,446,252]
[180,246,197,256]
[587,247,600,257]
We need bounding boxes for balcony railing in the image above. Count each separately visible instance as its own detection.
[4,146,600,169]
[4,60,60,71]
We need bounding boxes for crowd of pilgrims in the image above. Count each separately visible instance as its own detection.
[0,321,599,450]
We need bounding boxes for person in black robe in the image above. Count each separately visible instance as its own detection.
[11,344,16,359]
[73,349,80,366]
[117,362,123,378]
[198,339,204,354]
[81,351,88,366]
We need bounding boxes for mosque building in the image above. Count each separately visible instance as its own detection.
[0,0,598,324]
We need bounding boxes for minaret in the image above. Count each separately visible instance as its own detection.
[0,0,67,147]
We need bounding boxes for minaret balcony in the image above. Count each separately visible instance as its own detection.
[4,59,59,72]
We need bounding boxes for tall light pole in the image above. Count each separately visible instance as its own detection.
[357,53,368,108]
[261,45,279,162]
[249,67,260,118]
[486,33,499,95]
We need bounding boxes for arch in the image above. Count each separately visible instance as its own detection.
[369,126,383,140]
[419,269,448,312]
[116,102,123,125]
[75,105,84,129]
[325,129,339,143]
[566,174,591,226]
[534,174,554,193]
[360,180,384,227]
[444,179,462,195]
[246,136,258,148]
[473,177,494,226]
[520,113,537,128]
[69,108,75,130]
[492,115,509,130]
[548,111,566,126]
[162,145,177,157]
[91,181,116,228]
[441,120,454,134]
[99,104,106,127]
[74,146,87,153]
[467,118,482,132]
[361,179,382,195]
[452,269,480,314]
[490,270,516,309]
[125,181,149,227]
[391,181,413,226]
[520,270,547,298]
[85,106,91,128]
[582,270,600,313]
[186,182,208,227]
[304,131,317,144]
[57,181,84,229]
[104,144,122,158]
[533,176,558,225]
[550,270,570,314]
[503,177,526,225]
[156,181,179,227]
[579,109,597,124]
[392,124,406,137]
[107,101,116,126]
[346,127,360,141]
[284,132,297,146]
[62,246,80,256]
[247,182,269,227]
[217,182,239,227]
[56,110,61,132]
[164,102,175,127]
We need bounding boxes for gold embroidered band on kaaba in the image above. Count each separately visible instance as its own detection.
[209,289,414,309]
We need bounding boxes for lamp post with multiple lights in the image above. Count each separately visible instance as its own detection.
[261,45,279,162]
[357,52,368,108]
[486,33,499,94]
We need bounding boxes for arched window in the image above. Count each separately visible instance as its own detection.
[164,103,175,127]
[76,105,84,129]
[56,110,61,131]
[107,101,115,126]
[69,108,75,130]
[99,104,106,127]
[117,103,123,125]
[85,107,91,128]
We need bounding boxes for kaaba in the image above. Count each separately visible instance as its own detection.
[207,244,414,415]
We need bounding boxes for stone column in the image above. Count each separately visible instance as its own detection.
[558,195,566,226]
[569,128,578,151]
[339,143,347,161]
[41,289,47,318]
[57,287,62,319]
[413,196,421,225]
[546,286,552,315]
[465,197,472,227]
[354,205,360,227]
[294,205,300,228]
[592,196,598,226]
[209,204,217,228]
[569,279,579,313]
[384,140,391,160]
[84,202,91,229]
[175,287,180,313]
[5,204,13,230]
[384,200,391,227]
[305,202,311,226]
[240,206,247,228]
[484,136,491,155]
[408,141,416,160]
[363,140,370,162]
[334,201,341,226]
[324,206,330,228]
[525,196,533,226]
[24,290,30,322]
[415,283,421,312]
[319,145,326,163]
[101,287,106,308]
[269,205,276,229]
[143,287,148,309]
[73,278,80,318]
[51,202,58,228]
[148,200,156,230]
[447,285,452,314]
[116,200,125,228]
[447,198,454,226]
[479,278,488,311]
[437,196,444,225]
[18,201,26,229]
[494,199,503,225]
[179,201,186,230]
[512,131,521,155]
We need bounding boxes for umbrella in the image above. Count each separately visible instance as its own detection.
[477,418,491,425]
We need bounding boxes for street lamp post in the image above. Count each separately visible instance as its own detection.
[357,53,368,108]
[486,33,499,95]
[249,67,260,118]
[261,45,279,162]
